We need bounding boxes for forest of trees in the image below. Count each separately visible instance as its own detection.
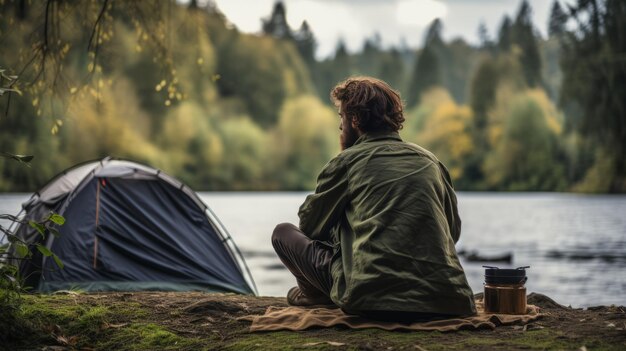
[0,0,624,192]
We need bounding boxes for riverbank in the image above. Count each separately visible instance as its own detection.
[2,292,625,350]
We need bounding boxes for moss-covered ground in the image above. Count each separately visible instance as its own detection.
[1,292,624,350]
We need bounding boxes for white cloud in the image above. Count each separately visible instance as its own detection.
[212,0,274,33]
[396,0,448,27]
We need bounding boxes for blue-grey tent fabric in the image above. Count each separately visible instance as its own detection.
[39,177,253,294]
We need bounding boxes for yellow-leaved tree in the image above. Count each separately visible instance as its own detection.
[64,77,161,165]
[217,116,270,190]
[483,88,566,190]
[274,95,339,189]
[403,88,475,183]
[159,101,223,188]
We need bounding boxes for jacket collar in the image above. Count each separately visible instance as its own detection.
[353,131,402,146]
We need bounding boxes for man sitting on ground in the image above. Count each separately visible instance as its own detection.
[272,77,476,323]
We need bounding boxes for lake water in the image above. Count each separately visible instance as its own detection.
[1,192,625,308]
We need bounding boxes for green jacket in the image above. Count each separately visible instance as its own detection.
[298,131,477,316]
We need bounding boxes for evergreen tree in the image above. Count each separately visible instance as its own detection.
[548,0,567,38]
[378,48,405,92]
[545,0,567,100]
[444,38,476,103]
[511,0,542,87]
[560,0,626,192]
[333,39,352,81]
[407,46,440,107]
[262,1,292,40]
[465,56,498,184]
[294,20,316,64]
[358,33,382,74]
[425,18,444,47]
[407,19,444,106]
[477,21,492,50]
[470,59,499,129]
[497,15,512,52]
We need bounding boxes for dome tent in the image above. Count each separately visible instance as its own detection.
[8,157,256,295]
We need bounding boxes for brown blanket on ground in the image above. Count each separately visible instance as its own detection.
[239,299,543,332]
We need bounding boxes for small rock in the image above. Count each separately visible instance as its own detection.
[524,324,545,331]
[527,293,568,309]
[103,322,128,329]
[302,341,346,347]
[606,323,616,328]
[120,293,133,301]
[586,305,606,311]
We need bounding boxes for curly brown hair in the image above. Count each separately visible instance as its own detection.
[331,76,405,133]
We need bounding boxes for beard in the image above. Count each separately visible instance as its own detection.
[340,121,360,151]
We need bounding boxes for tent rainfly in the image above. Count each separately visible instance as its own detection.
[7,157,257,295]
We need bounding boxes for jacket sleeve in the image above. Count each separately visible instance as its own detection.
[438,161,462,244]
[298,156,349,241]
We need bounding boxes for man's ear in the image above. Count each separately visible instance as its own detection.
[350,116,359,130]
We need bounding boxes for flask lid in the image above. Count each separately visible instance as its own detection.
[483,265,529,285]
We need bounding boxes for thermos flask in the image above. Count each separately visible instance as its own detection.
[483,265,530,314]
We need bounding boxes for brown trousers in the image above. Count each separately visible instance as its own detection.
[271,223,333,298]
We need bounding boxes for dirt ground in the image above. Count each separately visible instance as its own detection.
[11,291,626,350]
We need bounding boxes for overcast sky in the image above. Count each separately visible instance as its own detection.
[209,0,564,60]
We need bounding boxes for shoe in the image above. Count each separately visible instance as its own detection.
[286,286,335,307]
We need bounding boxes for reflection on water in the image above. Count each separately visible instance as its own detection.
[1,192,625,307]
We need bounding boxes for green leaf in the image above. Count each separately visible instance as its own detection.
[29,220,46,237]
[48,214,65,225]
[14,154,32,162]
[52,254,64,269]
[15,243,29,258]
[36,244,53,257]
[3,273,16,283]
[4,264,18,275]
[0,152,33,164]
[0,87,21,96]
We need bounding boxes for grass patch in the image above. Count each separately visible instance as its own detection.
[226,328,443,351]
[226,331,335,350]
[7,294,207,350]
[336,328,439,349]
[3,293,623,351]
[97,323,203,350]
[226,327,622,351]
[494,329,572,350]
[15,295,114,348]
